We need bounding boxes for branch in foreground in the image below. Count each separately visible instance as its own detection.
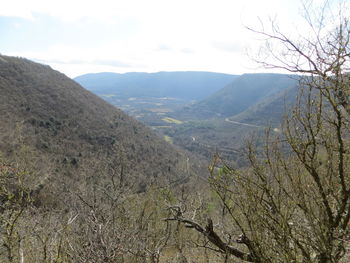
[164,217,254,262]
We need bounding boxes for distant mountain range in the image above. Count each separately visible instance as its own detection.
[75,71,237,100]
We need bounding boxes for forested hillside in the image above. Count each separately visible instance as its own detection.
[172,73,297,120]
[0,55,214,263]
[0,55,206,200]
[228,85,298,126]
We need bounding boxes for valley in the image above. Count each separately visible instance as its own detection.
[97,94,190,125]
[2,1,350,261]
[76,72,297,165]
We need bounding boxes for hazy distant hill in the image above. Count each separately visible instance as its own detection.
[74,71,237,100]
[229,85,299,126]
[0,55,201,200]
[173,73,298,120]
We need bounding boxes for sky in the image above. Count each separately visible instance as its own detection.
[0,0,332,78]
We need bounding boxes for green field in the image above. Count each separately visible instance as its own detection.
[163,135,173,144]
[100,94,117,97]
[162,117,183,124]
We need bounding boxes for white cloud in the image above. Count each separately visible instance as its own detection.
[0,0,316,76]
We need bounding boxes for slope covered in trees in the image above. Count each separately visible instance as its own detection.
[0,55,201,197]
[173,73,297,120]
[0,55,212,263]
[228,85,298,126]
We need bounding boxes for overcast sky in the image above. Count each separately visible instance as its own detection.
[0,0,335,77]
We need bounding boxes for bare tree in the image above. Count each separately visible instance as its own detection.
[167,2,350,262]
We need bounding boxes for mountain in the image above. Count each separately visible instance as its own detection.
[74,71,237,100]
[0,55,201,203]
[228,85,299,127]
[172,73,298,120]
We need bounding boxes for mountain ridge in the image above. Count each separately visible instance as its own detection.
[171,73,298,120]
[75,71,237,100]
[229,85,299,126]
